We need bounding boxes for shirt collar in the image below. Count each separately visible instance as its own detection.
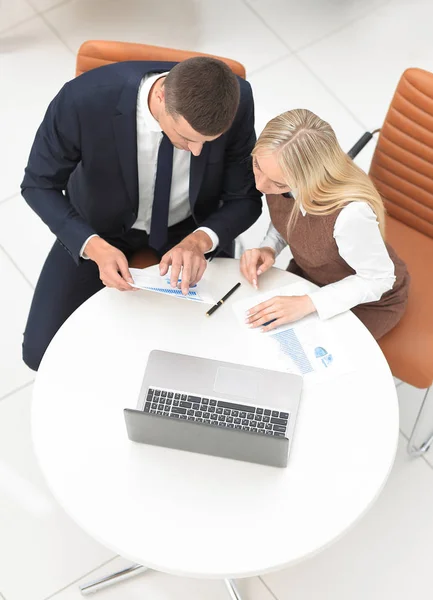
[289,188,306,216]
[138,72,169,133]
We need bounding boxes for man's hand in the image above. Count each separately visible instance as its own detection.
[159,231,211,295]
[84,237,136,292]
[240,247,276,289]
[245,295,316,331]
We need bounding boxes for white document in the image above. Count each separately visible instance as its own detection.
[129,266,215,304]
[232,282,353,380]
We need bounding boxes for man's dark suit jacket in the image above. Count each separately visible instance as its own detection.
[21,61,262,264]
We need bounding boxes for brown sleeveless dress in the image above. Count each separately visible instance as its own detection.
[267,194,410,340]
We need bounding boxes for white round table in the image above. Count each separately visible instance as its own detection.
[32,259,399,596]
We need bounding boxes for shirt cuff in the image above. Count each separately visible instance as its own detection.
[307,273,396,321]
[80,234,100,259]
[307,290,334,321]
[195,227,219,253]
[259,224,287,257]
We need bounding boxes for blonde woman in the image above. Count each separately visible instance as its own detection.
[241,109,410,340]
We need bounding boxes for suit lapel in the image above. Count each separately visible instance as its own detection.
[189,143,210,211]
[112,62,181,211]
[112,78,140,210]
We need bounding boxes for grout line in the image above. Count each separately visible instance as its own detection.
[288,0,392,56]
[28,0,75,16]
[242,0,295,52]
[248,51,292,78]
[0,193,20,206]
[38,9,76,57]
[0,12,40,36]
[0,592,7,600]
[0,1,75,57]
[291,53,368,130]
[43,555,119,600]
[0,244,35,290]
[258,575,279,600]
[0,380,34,404]
[399,428,433,473]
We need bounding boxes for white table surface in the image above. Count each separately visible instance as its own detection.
[32,259,399,579]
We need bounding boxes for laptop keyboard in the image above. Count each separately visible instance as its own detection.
[143,388,289,437]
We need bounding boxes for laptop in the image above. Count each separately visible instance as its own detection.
[124,350,303,468]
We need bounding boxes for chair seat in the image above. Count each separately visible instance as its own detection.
[378,216,433,388]
[129,248,159,270]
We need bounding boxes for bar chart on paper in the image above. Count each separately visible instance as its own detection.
[271,328,314,375]
[140,284,202,301]
[128,267,214,303]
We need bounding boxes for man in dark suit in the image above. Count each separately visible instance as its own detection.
[21,57,262,371]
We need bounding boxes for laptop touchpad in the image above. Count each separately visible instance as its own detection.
[214,367,259,400]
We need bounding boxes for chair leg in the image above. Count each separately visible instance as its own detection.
[224,579,244,600]
[79,563,148,595]
[407,387,433,457]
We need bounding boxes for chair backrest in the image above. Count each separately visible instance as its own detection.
[369,68,433,238]
[76,40,246,79]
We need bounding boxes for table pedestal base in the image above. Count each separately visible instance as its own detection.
[79,562,244,598]
[407,387,433,457]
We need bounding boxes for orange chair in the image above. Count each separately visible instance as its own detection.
[75,40,246,269]
[348,68,433,456]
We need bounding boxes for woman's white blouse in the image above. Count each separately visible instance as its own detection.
[260,201,396,320]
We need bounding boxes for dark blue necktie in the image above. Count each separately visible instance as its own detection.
[149,133,174,251]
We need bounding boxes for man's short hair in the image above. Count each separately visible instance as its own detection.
[164,57,241,136]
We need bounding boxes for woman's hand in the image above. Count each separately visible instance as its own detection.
[246,295,316,332]
[240,247,276,289]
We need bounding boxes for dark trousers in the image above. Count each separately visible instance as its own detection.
[23,218,203,372]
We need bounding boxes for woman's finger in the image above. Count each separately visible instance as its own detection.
[247,297,278,317]
[248,310,280,329]
[245,250,260,287]
[257,252,275,275]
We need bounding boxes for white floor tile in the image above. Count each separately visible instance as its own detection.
[43,0,289,75]
[0,196,54,287]
[262,433,433,600]
[246,0,388,52]
[0,16,75,202]
[0,386,114,600]
[299,0,433,129]
[0,0,36,34]
[50,557,274,599]
[0,248,34,398]
[397,383,433,467]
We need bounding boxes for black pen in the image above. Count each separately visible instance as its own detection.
[206,282,241,317]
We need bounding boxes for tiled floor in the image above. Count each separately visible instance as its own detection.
[1,0,433,599]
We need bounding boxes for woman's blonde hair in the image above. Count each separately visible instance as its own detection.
[253,109,385,236]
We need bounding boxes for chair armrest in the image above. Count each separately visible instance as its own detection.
[347,132,374,159]
[347,128,382,159]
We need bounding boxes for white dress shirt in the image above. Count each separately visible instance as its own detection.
[80,71,218,257]
[260,201,396,320]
